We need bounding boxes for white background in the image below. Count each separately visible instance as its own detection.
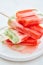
[0,0,43,65]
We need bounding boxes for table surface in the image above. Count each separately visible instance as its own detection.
[0,0,43,65]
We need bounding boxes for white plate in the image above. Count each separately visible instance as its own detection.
[0,27,43,61]
[0,36,43,61]
[0,0,43,61]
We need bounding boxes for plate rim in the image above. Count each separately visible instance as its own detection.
[0,47,43,61]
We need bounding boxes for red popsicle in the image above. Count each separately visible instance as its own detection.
[17,15,41,27]
[30,25,43,35]
[16,9,37,18]
[3,39,37,46]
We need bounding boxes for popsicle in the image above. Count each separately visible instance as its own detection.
[8,20,42,40]
[17,15,41,27]
[4,29,19,44]
[30,25,43,35]
[16,9,37,18]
